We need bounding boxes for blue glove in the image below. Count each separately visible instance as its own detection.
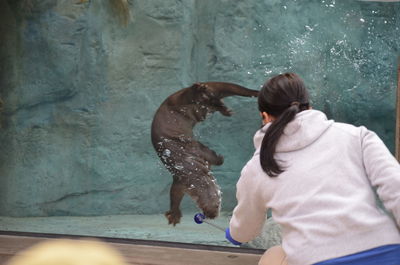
[225,228,242,246]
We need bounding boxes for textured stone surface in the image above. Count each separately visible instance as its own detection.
[0,0,399,226]
[244,217,282,250]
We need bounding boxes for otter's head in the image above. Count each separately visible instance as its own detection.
[187,172,221,220]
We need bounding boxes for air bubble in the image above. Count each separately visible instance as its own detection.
[163,149,171,157]
[175,165,184,170]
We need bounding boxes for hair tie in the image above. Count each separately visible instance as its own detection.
[290,101,300,107]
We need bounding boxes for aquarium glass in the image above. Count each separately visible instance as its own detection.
[0,0,399,249]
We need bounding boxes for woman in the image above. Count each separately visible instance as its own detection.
[226,73,400,265]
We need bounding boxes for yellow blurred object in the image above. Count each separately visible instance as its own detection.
[6,239,129,265]
[109,0,131,26]
[77,0,131,26]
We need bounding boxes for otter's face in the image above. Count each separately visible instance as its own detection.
[186,173,221,219]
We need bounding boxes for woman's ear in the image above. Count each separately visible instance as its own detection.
[260,112,274,125]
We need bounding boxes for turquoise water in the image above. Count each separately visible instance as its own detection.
[0,0,398,248]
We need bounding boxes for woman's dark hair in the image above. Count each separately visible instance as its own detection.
[258,72,310,177]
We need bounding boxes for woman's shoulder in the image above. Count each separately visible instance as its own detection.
[240,156,260,175]
[330,121,367,137]
[238,155,267,183]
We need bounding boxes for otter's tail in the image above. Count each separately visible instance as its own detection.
[204,82,259,98]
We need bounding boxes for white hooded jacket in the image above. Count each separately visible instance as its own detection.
[229,109,400,265]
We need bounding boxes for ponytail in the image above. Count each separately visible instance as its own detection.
[260,104,300,176]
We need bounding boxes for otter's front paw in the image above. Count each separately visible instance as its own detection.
[214,155,224,166]
[165,209,182,226]
[220,108,233,116]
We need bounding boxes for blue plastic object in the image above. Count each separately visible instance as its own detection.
[194,212,226,232]
[225,228,242,246]
[194,213,206,224]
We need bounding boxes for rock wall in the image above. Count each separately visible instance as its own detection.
[0,0,399,217]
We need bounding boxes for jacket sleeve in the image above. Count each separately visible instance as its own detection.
[361,126,400,226]
[229,162,267,243]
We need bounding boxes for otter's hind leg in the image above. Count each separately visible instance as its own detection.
[165,178,185,226]
[190,141,224,166]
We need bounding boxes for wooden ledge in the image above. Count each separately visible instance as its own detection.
[0,231,263,265]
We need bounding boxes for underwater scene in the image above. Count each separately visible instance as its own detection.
[0,0,399,249]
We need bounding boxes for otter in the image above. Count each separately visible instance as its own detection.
[151,82,258,226]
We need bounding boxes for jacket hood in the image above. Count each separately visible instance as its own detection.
[253,110,334,154]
